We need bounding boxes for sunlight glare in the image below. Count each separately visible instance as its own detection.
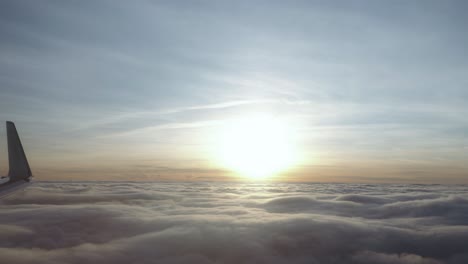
[215,114,296,180]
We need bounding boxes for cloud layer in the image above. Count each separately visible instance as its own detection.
[0,182,467,263]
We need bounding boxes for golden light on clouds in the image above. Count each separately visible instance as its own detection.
[213,114,298,180]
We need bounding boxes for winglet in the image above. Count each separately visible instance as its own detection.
[6,121,32,182]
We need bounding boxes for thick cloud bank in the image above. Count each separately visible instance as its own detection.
[1,182,468,264]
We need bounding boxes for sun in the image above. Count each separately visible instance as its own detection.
[214,114,296,180]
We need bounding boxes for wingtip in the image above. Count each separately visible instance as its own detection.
[6,121,14,125]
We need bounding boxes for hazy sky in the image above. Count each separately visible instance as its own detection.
[0,0,467,182]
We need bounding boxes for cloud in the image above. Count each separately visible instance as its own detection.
[352,251,444,264]
[0,182,467,263]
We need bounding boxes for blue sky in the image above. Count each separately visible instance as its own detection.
[0,0,467,182]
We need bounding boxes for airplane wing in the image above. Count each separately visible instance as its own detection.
[0,180,32,198]
[0,121,33,198]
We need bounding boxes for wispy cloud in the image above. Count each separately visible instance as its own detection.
[0,1,467,181]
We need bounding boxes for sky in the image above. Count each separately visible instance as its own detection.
[0,0,467,182]
[1,182,468,263]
